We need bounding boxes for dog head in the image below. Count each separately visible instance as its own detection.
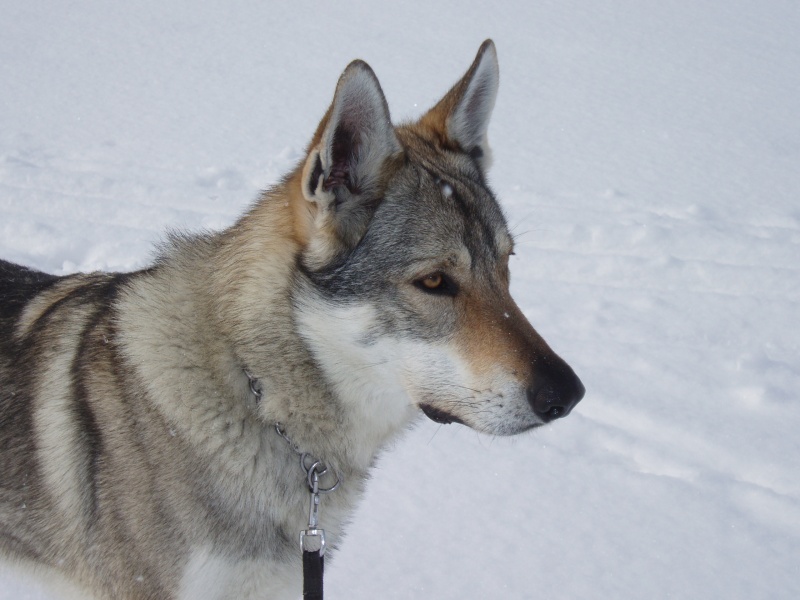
[293,40,584,436]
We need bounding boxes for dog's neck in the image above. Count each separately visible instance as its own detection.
[200,186,416,475]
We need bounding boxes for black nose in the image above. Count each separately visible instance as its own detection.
[527,363,585,423]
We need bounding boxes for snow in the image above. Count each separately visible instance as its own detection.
[2,1,799,598]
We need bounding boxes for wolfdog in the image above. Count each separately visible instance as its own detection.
[0,40,584,599]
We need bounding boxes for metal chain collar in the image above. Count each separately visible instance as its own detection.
[244,369,340,557]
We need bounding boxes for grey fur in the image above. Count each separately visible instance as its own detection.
[0,40,584,599]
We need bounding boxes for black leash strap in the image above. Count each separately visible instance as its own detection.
[299,453,337,600]
[303,550,324,599]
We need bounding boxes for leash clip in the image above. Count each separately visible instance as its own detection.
[301,528,327,556]
[301,467,327,556]
[269,420,341,561]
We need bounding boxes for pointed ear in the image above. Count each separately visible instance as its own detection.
[419,39,499,172]
[300,60,401,268]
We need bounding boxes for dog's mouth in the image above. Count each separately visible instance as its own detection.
[419,404,464,426]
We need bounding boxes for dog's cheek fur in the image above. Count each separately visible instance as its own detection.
[292,276,540,437]
[381,283,530,427]
[293,296,420,457]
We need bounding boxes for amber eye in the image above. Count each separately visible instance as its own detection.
[414,272,457,297]
[421,273,443,289]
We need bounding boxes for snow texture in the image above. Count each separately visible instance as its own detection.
[1,1,799,598]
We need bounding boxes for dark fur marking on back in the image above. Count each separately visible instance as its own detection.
[0,261,64,521]
[0,260,60,327]
[72,329,106,525]
[69,274,130,525]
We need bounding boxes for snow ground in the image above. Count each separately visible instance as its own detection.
[1,1,799,598]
